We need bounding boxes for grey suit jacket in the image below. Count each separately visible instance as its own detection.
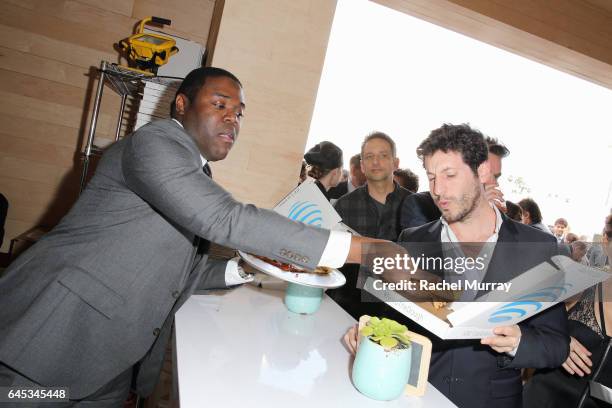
[0,119,330,397]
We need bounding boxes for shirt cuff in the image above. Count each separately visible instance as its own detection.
[506,338,520,357]
[225,257,254,286]
[317,230,352,268]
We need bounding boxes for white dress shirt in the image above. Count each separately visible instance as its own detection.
[440,205,519,355]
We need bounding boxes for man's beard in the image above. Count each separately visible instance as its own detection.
[440,181,481,224]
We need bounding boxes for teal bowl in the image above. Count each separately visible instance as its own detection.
[352,336,411,401]
[284,282,323,314]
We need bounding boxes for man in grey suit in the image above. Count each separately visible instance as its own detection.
[0,67,372,405]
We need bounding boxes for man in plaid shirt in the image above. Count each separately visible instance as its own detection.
[329,132,411,321]
[333,132,411,242]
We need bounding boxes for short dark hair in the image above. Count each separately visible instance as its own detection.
[518,198,543,224]
[417,123,488,174]
[505,200,523,222]
[554,218,568,227]
[393,168,419,193]
[170,67,242,118]
[485,136,510,158]
[361,131,396,158]
[349,153,361,169]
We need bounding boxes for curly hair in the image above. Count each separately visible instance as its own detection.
[417,123,488,174]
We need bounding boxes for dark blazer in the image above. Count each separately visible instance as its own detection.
[327,180,348,199]
[399,191,441,229]
[0,120,331,398]
[397,217,569,408]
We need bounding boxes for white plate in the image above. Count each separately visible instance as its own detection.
[238,251,346,289]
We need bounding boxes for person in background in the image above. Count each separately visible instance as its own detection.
[328,153,366,200]
[328,132,410,321]
[588,231,610,269]
[303,141,344,201]
[570,241,590,265]
[505,200,523,222]
[518,197,553,234]
[553,217,569,243]
[565,232,579,244]
[524,213,612,408]
[333,132,410,241]
[340,169,349,183]
[393,168,419,193]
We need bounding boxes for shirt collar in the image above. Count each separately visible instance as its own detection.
[172,118,207,167]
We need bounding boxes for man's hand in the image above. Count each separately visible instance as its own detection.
[343,324,359,355]
[481,325,521,353]
[562,336,592,376]
[484,184,506,212]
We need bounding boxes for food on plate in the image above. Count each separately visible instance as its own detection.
[433,301,448,310]
[253,255,331,274]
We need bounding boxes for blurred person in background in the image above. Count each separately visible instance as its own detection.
[553,218,569,243]
[393,168,419,193]
[328,153,366,200]
[518,198,553,235]
[570,241,590,265]
[505,200,523,222]
[303,141,344,201]
[524,213,612,408]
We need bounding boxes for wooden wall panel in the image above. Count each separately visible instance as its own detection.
[373,0,612,89]
[0,0,215,252]
[209,0,338,208]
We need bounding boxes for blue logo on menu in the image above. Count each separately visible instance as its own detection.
[288,201,323,227]
[488,283,573,323]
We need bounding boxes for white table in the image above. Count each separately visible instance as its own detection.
[174,285,456,407]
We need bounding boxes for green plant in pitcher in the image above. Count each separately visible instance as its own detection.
[360,317,411,351]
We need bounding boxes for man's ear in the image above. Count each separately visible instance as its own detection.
[174,94,189,117]
[394,157,400,171]
[477,161,492,184]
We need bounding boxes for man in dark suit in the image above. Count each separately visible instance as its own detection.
[346,124,568,408]
[399,136,509,229]
[0,68,374,405]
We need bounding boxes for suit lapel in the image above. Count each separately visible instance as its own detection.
[417,221,446,278]
[477,216,518,297]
